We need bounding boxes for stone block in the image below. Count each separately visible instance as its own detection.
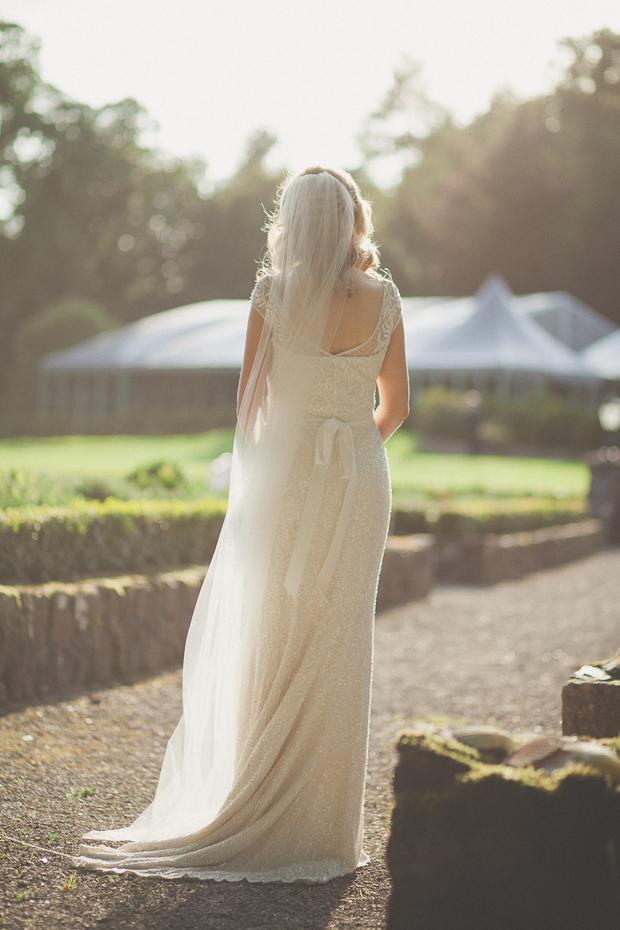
[96,579,128,683]
[437,519,604,585]
[436,536,485,583]
[388,728,620,930]
[563,663,620,738]
[49,588,82,689]
[29,589,54,697]
[73,583,104,687]
[377,535,436,612]
[0,588,37,703]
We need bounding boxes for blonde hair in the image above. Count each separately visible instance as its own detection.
[261,166,380,280]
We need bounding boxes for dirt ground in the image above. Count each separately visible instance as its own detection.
[1,548,619,930]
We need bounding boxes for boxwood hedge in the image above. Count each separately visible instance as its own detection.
[0,498,226,585]
[0,496,588,585]
[389,496,587,537]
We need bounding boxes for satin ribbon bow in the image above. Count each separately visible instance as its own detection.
[284,414,373,603]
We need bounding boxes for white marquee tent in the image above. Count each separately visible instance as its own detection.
[513,291,615,352]
[402,276,599,396]
[581,328,620,382]
[40,300,250,430]
[40,276,607,430]
[43,299,250,371]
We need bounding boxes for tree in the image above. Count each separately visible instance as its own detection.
[0,23,207,393]
[358,58,460,292]
[4,297,118,422]
[185,130,282,301]
[368,30,620,322]
[551,28,620,317]
[428,29,620,316]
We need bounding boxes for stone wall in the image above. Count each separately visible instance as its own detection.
[0,523,603,706]
[437,519,604,585]
[0,568,205,706]
[0,535,437,706]
[376,534,436,612]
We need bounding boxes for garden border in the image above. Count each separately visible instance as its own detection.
[0,521,604,706]
[0,535,437,706]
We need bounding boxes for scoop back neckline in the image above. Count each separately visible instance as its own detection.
[323,280,388,358]
[267,276,390,358]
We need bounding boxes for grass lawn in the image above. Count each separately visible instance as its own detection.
[387,432,589,501]
[0,429,589,501]
[0,431,235,484]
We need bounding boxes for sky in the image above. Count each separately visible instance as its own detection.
[1,0,619,187]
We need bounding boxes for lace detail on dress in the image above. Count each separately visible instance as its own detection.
[250,277,296,347]
[250,277,270,320]
[250,276,402,357]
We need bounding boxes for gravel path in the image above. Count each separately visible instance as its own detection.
[1,548,619,930]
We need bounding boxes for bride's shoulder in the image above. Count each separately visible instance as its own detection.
[372,267,397,288]
[363,269,401,309]
[250,274,274,318]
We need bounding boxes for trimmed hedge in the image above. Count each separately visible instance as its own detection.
[0,495,587,585]
[390,497,587,537]
[0,499,226,585]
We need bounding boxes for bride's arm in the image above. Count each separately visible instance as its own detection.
[238,307,264,412]
[375,320,410,442]
[237,307,269,436]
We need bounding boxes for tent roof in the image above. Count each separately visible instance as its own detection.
[513,291,615,351]
[582,328,620,380]
[403,276,597,380]
[43,299,250,370]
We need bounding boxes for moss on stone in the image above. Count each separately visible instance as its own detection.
[387,728,620,930]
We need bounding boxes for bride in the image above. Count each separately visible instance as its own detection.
[76,166,409,883]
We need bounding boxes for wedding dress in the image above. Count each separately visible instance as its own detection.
[76,172,402,884]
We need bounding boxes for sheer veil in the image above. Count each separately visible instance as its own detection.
[82,170,357,845]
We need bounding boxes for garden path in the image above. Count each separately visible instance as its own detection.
[1,548,619,929]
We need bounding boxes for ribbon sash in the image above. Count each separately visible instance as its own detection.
[284,414,374,603]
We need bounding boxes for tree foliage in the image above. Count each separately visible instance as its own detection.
[0,22,281,405]
[370,29,620,322]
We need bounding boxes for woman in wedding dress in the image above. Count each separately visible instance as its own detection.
[76,166,409,883]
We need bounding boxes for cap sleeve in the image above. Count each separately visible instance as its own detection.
[250,276,271,320]
[385,280,402,335]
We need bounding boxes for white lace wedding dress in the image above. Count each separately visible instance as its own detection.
[76,277,402,883]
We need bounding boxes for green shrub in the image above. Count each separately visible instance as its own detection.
[74,478,118,502]
[0,468,76,510]
[413,388,469,441]
[0,498,226,585]
[411,388,601,451]
[0,466,210,508]
[126,460,187,491]
[390,497,587,537]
